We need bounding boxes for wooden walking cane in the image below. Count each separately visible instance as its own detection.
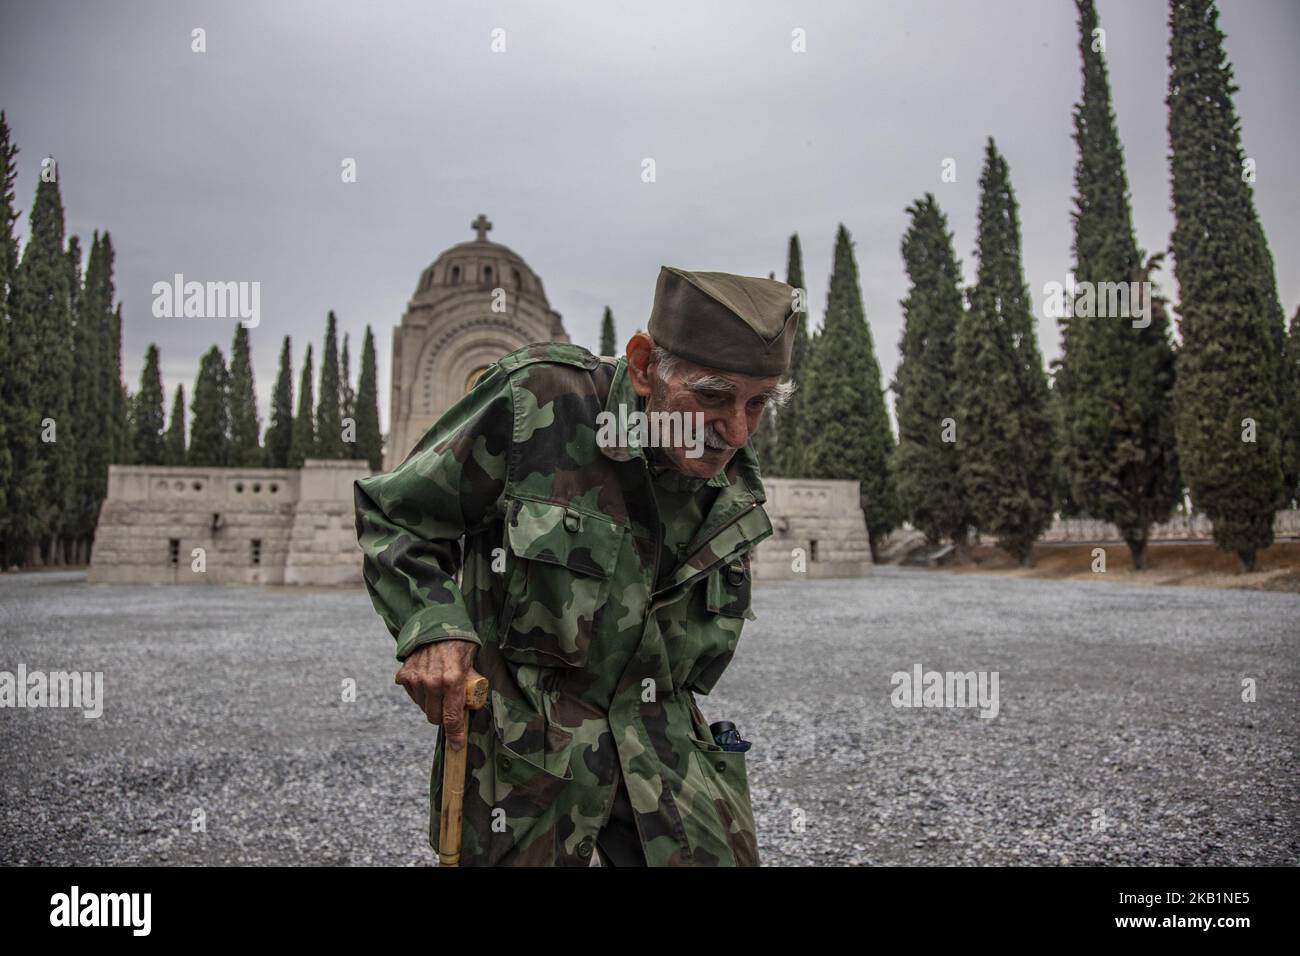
[438,672,490,867]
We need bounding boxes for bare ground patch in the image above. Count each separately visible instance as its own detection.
[938,540,1300,593]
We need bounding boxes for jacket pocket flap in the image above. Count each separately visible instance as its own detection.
[706,559,755,620]
[490,688,575,783]
[506,497,624,578]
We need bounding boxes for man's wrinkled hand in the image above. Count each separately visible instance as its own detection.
[394,639,479,751]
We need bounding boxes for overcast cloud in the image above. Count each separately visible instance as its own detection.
[2,0,1297,431]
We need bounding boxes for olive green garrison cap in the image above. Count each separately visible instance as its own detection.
[647,266,798,377]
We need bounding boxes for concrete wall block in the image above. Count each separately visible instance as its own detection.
[93,469,874,584]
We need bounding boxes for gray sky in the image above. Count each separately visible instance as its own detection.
[2,0,1297,433]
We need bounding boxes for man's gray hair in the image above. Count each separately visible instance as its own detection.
[637,330,796,408]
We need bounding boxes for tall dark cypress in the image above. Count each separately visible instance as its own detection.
[599,306,616,356]
[188,346,230,467]
[84,231,122,475]
[355,326,383,471]
[955,140,1054,566]
[228,324,261,466]
[66,234,97,560]
[1283,307,1300,506]
[1168,0,1286,570]
[15,175,74,563]
[340,332,355,428]
[315,311,343,458]
[88,232,125,467]
[111,303,126,463]
[288,343,315,468]
[1056,0,1181,569]
[0,113,19,561]
[775,233,810,478]
[802,224,899,558]
[112,304,129,466]
[892,195,970,551]
[264,336,294,468]
[131,345,166,465]
[163,384,187,466]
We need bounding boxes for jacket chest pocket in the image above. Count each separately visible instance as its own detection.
[683,557,756,694]
[496,496,626,669]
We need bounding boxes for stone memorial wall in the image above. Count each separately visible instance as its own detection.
[749,477,873,580]
[88,464,873,585]
[88,460,371,586]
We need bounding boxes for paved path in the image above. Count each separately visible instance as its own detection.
[1,568,1296,865]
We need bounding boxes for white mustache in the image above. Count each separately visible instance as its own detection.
[702,426,735,451]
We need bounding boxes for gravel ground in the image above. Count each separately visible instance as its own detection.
[1,568,1296,866]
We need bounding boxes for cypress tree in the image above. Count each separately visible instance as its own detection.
[892,195,970,551]
[1055,0,1182,570]
[955,140,1054,566]
[15,175,75,564]
[802,224,899,558]
[67,234,98,560]
[189,346,230,467]
[599,306,617,356]
[163,384,187,466]
[355,326,382,471]
[264,336,294,468]
[775,233,811,478]
[84,232,125,469]
[1283,306,1300,507]
[0,113,18,563]
[111,303,127,464]
[228,324,261,466]
[83,231,122,477]
[131,344,166,465]
[315,311,343,458]
[340,332,356,428]
[1168,0,1286,571]
[288,343,315,468]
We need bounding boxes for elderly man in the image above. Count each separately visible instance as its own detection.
[354,265,797,866]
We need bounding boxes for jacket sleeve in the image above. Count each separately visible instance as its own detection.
[353,363,513,661]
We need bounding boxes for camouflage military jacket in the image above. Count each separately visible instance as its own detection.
[354,342,774,866]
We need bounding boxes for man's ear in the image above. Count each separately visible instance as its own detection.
[625,332,655,398]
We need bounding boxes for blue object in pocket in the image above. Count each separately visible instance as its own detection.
[709,720,751,753]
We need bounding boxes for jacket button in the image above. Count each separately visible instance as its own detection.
[498,755,512,773]
[577,838,593,858]
[715,760,727,773]
[563,511,581,532]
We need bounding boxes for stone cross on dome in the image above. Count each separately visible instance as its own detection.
[471,213,493,242]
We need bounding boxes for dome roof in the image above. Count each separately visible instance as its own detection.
[411,215,550,307]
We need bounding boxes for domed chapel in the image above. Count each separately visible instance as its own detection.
[383,214,570,469]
